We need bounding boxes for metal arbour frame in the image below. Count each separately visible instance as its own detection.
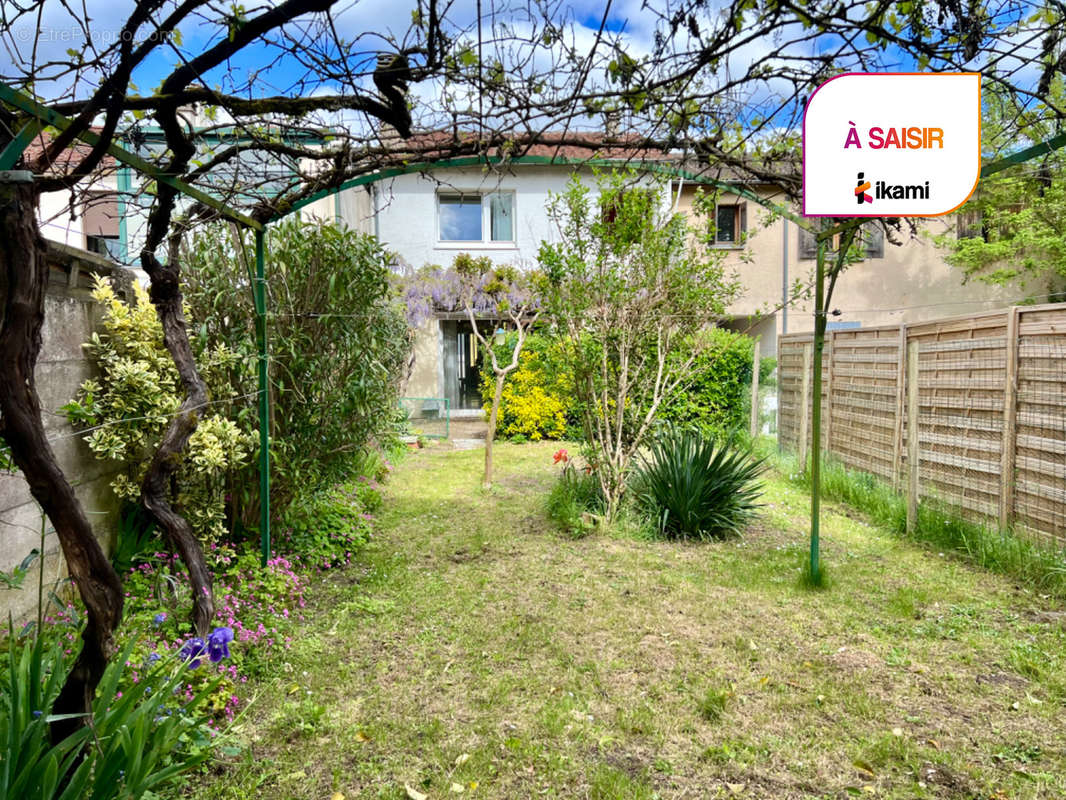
[0,78,824,569]
[4,77,1062,580]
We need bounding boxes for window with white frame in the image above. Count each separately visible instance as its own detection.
[437,191,515,243]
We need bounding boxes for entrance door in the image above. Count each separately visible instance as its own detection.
[440,319,487,410]
[455,321,485,410]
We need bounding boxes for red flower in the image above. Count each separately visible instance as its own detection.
[553,448,569,464]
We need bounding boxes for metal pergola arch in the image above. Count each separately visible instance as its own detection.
[0,75,823,569]
[7,76,1059,583]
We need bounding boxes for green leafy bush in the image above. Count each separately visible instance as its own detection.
[659,328,756,440]
[64,277,253,544]
[277,480,379,571]
[759,355,778,387]
[480,332,577,441]
[632,426,765,540]
[183,219,411,516]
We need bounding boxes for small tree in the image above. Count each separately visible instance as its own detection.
[400,254,542,488]
[538,171,740,520]
[936,81,1066,297]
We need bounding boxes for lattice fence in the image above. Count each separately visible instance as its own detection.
[778,305,1066,546]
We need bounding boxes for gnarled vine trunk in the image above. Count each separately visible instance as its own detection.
[139,244,215,636]
[0,180,124,743]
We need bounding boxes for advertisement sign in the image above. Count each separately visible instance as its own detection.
[803,73,982,217]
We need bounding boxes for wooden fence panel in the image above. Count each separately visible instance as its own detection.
[1012,307,1066,545]
[777,337,807,452]
[777,303,1066,548]
[910,313,1009,525]
[826,327,901,483]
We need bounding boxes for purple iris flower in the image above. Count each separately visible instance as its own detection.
[207,627,233,663]
[152,613,166,626]
[179,637,206,669]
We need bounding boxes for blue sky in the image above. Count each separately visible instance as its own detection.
[0,0,1048,150]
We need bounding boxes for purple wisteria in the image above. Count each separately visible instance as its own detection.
[394,261,541,328]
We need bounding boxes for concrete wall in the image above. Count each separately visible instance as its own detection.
[674,184,1028,357]
[0,243,131,621]
[406,319,442,398]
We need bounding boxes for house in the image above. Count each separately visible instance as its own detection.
[670,177,1032,357]
[30,127,1033,409]
[27,131,125,261]
[321,144,1029,408]
[297,134,660,413]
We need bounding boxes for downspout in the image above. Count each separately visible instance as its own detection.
[372,183,380,240]
[781,218,789,335]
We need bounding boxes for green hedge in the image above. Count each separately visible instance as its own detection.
[481,327,760,442]
[659,328,756,439]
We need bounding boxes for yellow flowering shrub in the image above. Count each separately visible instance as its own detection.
[482,336,573,440]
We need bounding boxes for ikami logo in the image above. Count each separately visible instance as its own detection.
[853,170,931,204]
[855,172,873,205]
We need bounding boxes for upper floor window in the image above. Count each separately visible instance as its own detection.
[81,190,120,259]
[798,221,883,260]
[438,191,514,244]
[714,202,747,246]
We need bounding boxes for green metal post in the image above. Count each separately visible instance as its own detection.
[255,229,271,566]
[116,165,131,264]
[809,239,826,581]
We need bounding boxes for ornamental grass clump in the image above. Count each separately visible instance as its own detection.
[633,426,765,540]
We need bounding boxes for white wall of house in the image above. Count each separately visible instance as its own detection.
[370,164,666,402]
[37,172,120,250]
[370,164,661,270]
[38,189,84,247]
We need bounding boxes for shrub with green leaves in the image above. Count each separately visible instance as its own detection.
[63,277,253,544]
[276,480,380,571]
[659,328,756,441]
[183,218,411,515]
[632,426,765,540]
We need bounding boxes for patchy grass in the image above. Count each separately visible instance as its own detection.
[193,442,1066,799]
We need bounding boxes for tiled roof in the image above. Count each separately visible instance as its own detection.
[386,129,664,163]
[21,127,117,176]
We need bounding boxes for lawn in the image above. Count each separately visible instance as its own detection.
[193,442,1066,800]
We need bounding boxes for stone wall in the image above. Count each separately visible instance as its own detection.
[0,242,132,621]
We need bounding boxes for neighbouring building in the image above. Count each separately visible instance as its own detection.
[671,178,1031,357]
